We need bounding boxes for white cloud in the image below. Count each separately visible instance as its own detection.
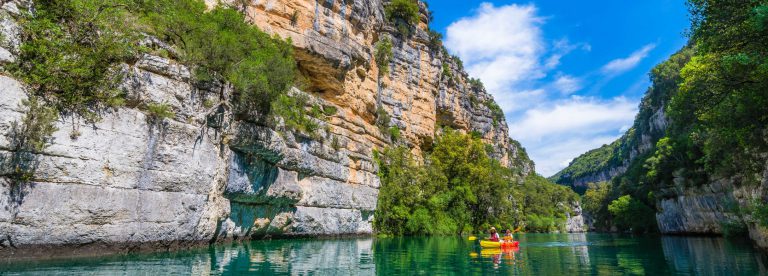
[509,97,637,141]
[445,3,544,96]
[601,44,656,75]
[553,75,582,95]
[508,97,638,176]
[443,3,642,177]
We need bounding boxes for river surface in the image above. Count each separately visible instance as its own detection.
[1,233,767,275]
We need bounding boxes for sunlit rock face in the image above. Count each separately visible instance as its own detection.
[0,0,534,250]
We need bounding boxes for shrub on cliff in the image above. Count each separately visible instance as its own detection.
[14,0,299,126]
[375,37,393,77]
[140,0,296,121]
[385,0,420,37]
[11,0,139,122]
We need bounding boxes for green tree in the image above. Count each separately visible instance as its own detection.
[608,195,657,233]
[375,129,578,235]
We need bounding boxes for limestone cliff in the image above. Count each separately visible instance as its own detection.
[0,0,533,253]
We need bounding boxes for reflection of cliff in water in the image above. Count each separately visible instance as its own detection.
[568,233,590,266]
[211,238,375,274]
[661,236,768,275]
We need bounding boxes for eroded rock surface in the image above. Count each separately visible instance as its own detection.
[0,0,536,252]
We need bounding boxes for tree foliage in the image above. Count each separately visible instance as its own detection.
[663,0,768,184]
[608,195,657,233]
[11,0,139,122]
[375,129,578,235]
[13,0,296,123]
[140,0,296,120]
[385,0,420,37]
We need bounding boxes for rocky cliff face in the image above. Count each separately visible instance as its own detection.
[655,159,768,249]
[0,0,534,252]
[553,47,768,249]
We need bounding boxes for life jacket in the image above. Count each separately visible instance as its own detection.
[489,232,500,242]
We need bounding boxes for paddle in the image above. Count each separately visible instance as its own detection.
[503,226,524,241]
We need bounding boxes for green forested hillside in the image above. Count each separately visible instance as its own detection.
[560,0,768,233]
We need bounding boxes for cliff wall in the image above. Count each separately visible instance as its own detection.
[0,0,535,253]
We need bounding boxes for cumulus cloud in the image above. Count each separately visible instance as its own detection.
[601,44,656,75]
[445,3,544,96]
[443,2,642,177]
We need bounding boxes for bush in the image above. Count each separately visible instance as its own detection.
[468,78,484,90]
[141,1,296,120]
[385,0,419,37]
[721,220,748,238]
[427,29,442,53]
[12,0,137,122]
[388,126,401,141]
[608,195,657,233]
[375,37,393,77]
[322,105,338,116]
[271,93,319,136]
[484,100,504,127]
[145,103,175,120]
[752,200,768,227]
[4,97,58,184]
[441,63,452,80]
[375,107,391,127]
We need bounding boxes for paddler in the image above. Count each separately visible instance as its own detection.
[503,229,514,241]
[488,227,500,242]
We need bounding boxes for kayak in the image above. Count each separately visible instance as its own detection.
[479,240,519,248]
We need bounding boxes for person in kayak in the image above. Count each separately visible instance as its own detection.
[489,227,500,242]
[503,229,514,241]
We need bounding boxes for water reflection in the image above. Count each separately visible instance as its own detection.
[569,233,590,266]
[211,238,376,274]
[661,236,768,275]
[2,234,767,275]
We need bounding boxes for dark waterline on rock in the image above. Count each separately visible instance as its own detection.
[1,233,766,275]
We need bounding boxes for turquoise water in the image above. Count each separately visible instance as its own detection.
[1,234,766,275]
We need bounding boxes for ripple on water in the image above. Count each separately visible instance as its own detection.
[1,234,767,275]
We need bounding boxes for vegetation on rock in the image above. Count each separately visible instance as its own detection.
[11,0,137,123]
[375,37,393,77]
[4,97,58,184]
[385,0,420,37]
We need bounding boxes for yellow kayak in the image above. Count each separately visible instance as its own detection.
[479,240,519,248]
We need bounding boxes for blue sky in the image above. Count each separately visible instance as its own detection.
[425,0,690,176]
